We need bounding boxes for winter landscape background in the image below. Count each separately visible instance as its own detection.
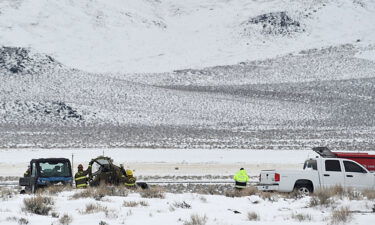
[1,0,375,150]
[1,1,375,225]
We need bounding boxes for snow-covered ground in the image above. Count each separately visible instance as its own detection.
[0,0,374,73]
[0,148,319,177]
[0,148,374,225]
[0,181,374,225]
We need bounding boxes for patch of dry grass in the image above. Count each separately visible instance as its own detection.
[36,185,73,196]
[173,201,191,209]
[199,196,207,203]
[81,203,108,214]
[291,213,312,222]
[71,186,129,200]
[247,211,260,221]
[59,214,73,225]
[0,187,17,200]
[308,186,371,207]
[122,200,149,207]
[139,200,149,206]
[6,216,29,225]
[183,214,208,225]
[225,186,258,197]
[123,201,139,207]
[140,187,165,199]
[362,189,375,200]
[329,207,352,224]
[23,195,54,215]
[258,191,278,202]
[309,188,333,207]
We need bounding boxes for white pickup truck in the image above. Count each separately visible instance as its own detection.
[257,157,375,194]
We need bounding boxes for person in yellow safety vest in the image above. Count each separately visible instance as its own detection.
[124,169,136,188]
[233,168,249,189]
[74,164,91,188]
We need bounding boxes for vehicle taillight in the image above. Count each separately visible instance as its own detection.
[274,173,280,182]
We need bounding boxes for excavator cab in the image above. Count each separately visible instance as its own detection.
[89,156,122,186]
[88,155,148,189]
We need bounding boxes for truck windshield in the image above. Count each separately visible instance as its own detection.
[38,162,71,177]
[303,159,317,170]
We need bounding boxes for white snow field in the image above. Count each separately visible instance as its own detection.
[0,189,374,225]
[0,148,318,177]
[1,149,375,225]
[0,0,374,73]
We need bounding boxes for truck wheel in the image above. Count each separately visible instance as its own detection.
[294,184,312,195]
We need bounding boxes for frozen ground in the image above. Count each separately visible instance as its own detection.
[0,148,319,177]
[0,188,374,225]
[0,148,374,225]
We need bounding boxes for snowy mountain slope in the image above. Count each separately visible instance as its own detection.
[0,47,318,128]
[1,45,375,149]
[0,0,374,73]
[122,44,375,86]
[0,0,375,149]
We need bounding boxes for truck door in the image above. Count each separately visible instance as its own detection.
[29,162,37,186]
[343,160,373,189]
[322,159,345,187]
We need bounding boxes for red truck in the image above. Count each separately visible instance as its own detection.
[313,147,375,172]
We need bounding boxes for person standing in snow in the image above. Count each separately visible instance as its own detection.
[74,164,91,188]
[233,168,249,190]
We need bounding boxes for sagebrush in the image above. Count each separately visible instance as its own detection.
[71,186,129,200]
[247,211,260,221]
[23,195,54,215]
[140,187,165,199]
[59,214,73,225]
[291,213,312,222]
[183,214,208,225]
[330,207,352,224]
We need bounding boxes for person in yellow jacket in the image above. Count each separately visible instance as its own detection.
[233,168,249,189]
[74,164,91,188]
[124,169,137,188]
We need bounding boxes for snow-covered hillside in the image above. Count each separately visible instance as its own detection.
[0,0,375,149]
[0,0,374,73]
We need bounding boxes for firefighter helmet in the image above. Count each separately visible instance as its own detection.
[126,169,133,176]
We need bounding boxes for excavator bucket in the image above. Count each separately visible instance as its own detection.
[312,147,336,158]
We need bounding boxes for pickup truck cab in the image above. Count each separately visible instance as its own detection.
[257,157,375,194]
